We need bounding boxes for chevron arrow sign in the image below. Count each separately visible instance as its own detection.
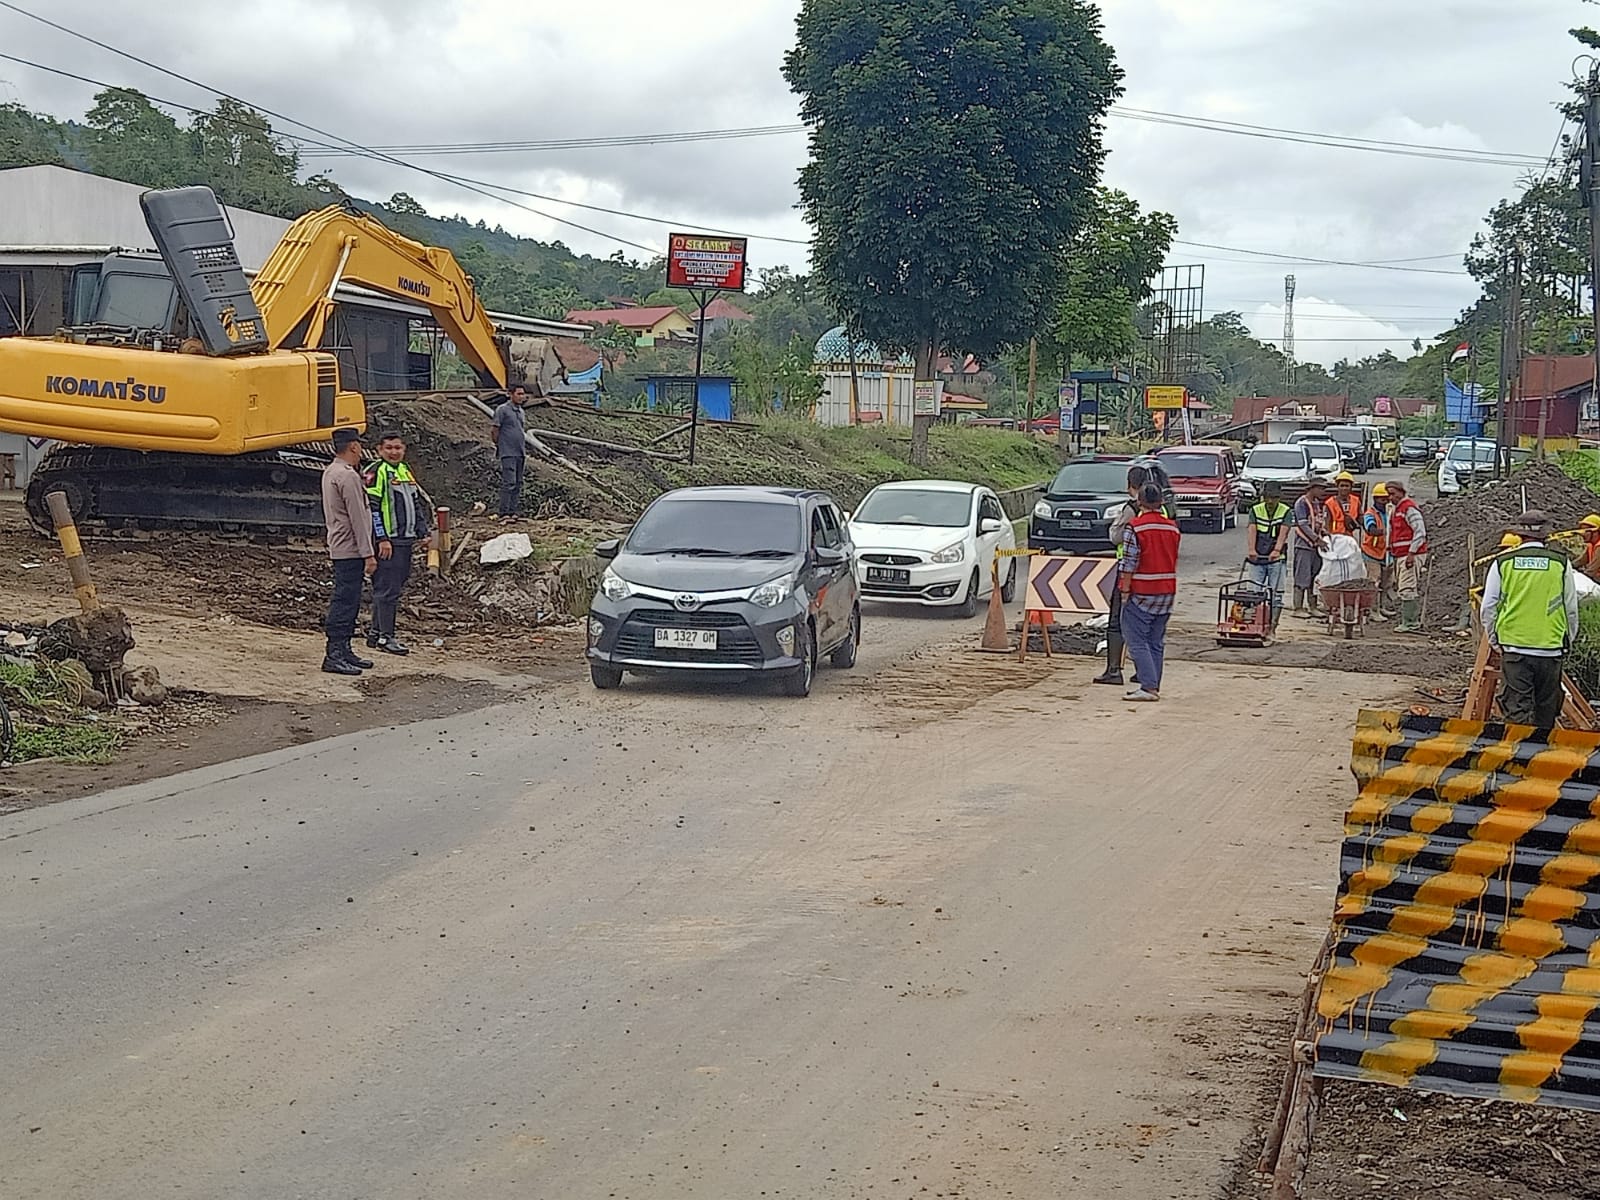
[1025,555,1117,615]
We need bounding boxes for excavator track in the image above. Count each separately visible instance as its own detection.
[25,445,336,540]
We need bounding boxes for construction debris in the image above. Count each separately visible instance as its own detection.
[480,532,534,565]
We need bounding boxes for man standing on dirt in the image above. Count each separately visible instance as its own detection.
[1387,479,1429,633]
[491,384,530,522]
[321,428,377,677]
[1481,511,1577,727]
[1244,480,1291,633]
[1291,480,1328,618]
[1323,472,1362,536]
[365,432,432,657]
[1118,482,1180,703]
[1095,463,1155,688]
[1360,483,1391,619]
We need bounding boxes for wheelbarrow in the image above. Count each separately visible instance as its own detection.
[1319,579,1378,639]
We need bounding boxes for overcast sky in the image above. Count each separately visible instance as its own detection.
[0,0,1589,366]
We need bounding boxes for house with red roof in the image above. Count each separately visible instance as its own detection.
[694,297,755,338]
[563,305,694,346]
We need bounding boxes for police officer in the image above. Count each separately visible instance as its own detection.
[1244,481,1291,633]
[365,431,433,656]
[1479,511,1578,728]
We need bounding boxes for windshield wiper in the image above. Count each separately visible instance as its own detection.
[740,549,798,558]
[651,547,736,557]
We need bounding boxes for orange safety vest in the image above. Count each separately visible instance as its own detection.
[1128,511,1181,596]
[1324,493,1362,536]
[1359,508,1386,562]
[1390,498,1426,557]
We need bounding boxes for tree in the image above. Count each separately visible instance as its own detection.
[387,192,429,216]
[783,0,1122,462]
[191,98,306,217]
[0,102,65,169]
[83,88,188,187]
[1038,187,1175,378]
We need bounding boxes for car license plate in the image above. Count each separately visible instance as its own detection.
[1176,508,1193,518]
[866,566,910,585]
[1064,519,1093,530]
[654,628,717,650]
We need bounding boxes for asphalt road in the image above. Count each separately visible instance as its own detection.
[0,522,1408,1199]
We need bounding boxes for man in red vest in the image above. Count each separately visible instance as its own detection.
[1386,479,1429,632]
[1118,481,1181,702]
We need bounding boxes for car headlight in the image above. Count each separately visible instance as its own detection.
[750,576,794,608]
[1033,500,1052,519]
[1104,504,1126,519]
[931,542,965,564]
[600,568,631,601]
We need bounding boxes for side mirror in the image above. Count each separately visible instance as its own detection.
[843,511,852,522]
[813,544,847,567]
[1435,451,1446,461]
[979,518,1004,534]
[595,538,621,560]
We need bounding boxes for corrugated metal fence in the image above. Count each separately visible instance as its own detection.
[1313,709,1600,1111]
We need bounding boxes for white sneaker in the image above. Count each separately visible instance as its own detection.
[1126,690,1160,702]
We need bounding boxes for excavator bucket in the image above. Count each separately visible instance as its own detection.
[139,187,269,357]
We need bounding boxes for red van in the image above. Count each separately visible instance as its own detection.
[1153,446,1242,534]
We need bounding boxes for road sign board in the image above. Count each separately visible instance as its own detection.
[1144,385,1187,411]
[913,379,941,416]
[1025,555,1117,616]
[667,233,749,291]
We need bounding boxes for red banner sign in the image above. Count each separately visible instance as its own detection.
[666,233,749,291]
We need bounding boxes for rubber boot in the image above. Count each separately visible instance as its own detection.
[1396,600,1421,634]
[1092,630,1124,686]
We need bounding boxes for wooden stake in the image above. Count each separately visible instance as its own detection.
[44,490,99,613]
[436,507,453,578]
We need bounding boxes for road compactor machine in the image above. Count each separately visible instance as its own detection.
[0,186,508,535]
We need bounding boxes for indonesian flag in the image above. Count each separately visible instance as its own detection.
[1449,342,1471,364]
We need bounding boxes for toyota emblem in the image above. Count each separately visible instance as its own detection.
[674,593,701,611]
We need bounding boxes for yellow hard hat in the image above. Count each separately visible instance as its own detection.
[1500,533,1523,549]
[1582,515,1600,531]
[1371,482,1388,497]
[1335,471,1355,483]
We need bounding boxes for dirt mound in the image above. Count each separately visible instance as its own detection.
[1421,462,1599,629]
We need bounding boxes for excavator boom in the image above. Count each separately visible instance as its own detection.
[252,206,508,388]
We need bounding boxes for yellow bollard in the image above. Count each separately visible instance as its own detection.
[434,507,452,578]
[44,491,99,614]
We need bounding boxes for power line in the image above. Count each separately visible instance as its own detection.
[1173,238,1471,276]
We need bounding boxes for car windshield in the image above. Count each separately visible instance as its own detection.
[1157,453,1222,478]
[1402,438,1428,448]
[627,498,803,556]
[1248,449,1307,470]
[1049,462,1133,494]
[854,488,973,527]
[1448,441,1496,463]
[1301,442,1340,463]
[1325,428,1365,446]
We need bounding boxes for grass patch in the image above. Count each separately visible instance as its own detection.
[0,658,122,765]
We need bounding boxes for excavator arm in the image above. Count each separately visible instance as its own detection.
[250,206,508,388]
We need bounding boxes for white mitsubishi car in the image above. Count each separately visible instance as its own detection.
[848,480,1017,617]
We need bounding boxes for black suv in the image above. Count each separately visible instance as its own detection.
[587,487,861,697]
[1028,456,1175,554]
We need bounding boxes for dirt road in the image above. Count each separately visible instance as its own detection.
[0,605,1416,1198]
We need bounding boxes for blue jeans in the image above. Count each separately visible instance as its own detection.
[498,455,526,517]
[1121,600,1171,694]
[1245,559,1286,621]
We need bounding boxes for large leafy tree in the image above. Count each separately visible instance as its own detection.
[0,102,65,168]
[84,88,190,188]
[783,0,1122,460]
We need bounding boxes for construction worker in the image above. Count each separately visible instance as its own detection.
[365,431,433,656]
[1244,480,1291,633]
[1095,464,1155,687]
[1291,480,1329,617]
[1480,511,1577,728]
[1359,483,1390,620]
[1324,472,1363,536]
[1575,515,1600,577]
[1118,481,1181,702]
[1386,479,1429,633]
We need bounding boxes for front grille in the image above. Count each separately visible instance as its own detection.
[861,553,921,566]
[614,607,763,665]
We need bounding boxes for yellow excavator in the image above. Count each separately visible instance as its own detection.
[0,185,508,534]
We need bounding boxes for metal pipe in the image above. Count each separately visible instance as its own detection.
[435,507,452,578]
[44,490,99,614]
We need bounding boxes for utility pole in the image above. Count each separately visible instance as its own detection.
[1496,247,1522,478]
[1024,337,1038,435]
[1586,72,1600,397]
[1283,274,1296,396]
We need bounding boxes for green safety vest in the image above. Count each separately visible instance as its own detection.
[365,459,422,539]
[1250,501,1290,558]
[1494,546,1569,651]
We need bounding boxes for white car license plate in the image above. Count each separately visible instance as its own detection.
[1176,508,1193,518]
[655,628,717,650]
[1064,519,1093,530]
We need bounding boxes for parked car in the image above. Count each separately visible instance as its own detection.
[849,480,1017,617]
[1324,425,1382,473]
[586,486,860,697]
[1241,443,1314,501]
[1399,436,1433,465]
[1029,455,1174,555]
[1154,445,1241,533]
[1437,438,1533,496]
[1285,431,1343,481]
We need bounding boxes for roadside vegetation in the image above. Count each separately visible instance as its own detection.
[0,660,122,765]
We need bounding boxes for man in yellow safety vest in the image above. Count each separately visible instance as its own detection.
[1479,511,1578,728]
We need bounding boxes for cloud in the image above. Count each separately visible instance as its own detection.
[0,0,1584,353]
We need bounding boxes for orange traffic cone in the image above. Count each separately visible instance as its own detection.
[980,562,1012,653]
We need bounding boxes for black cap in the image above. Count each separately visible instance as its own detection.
[332,427,362,450]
